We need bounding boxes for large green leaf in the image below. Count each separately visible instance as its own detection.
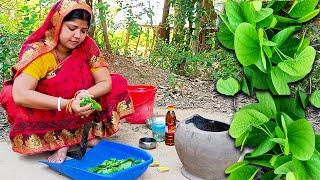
[240,2,256,25]
[255,8,273,22]
[261,171,277,180]
[303,150,320,180]
[309,90,320,108]
[249,137,276,157]
[292,157,309,180]
[225,161,249,174]
[297,90,308,109]
[274,96,305,119]
[286,172,296,180]
[271,37,300,64]
[287,119,315,160]
[216,77,240,96]
[288,0,318,18]
[217,22,235,50]
[255,28,267,73]
[234,23,260,66]
[242,91,277,119]
[245,154,273,168]
[270,67,291,95]
[244,65,269,90]
[271,155,292,169]
[229,109,270,138]
[246,122,276,146]
[235,131,249,147]
[270,1,288,13]
[274,160,295,174]
[226,0,246,31]
[271,27,296,48]
[276,113,294,128]
[297,9,320,23]
[256,15,277,28]
[278,46,316,77]
[316,134,320,152]
[241,77,250,96]
[228,165,258,180]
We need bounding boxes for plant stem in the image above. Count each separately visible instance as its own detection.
[258,126,273,137]
[263,124,273,137]
[233,96,237,112]
[309,76,312,94]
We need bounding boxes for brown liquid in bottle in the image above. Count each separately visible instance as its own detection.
[165,105,176,146]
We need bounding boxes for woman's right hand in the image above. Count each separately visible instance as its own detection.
[70,99,95,118]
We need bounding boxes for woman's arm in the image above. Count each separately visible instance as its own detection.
[12,73,92,117]
[87,67,112,98]
[12,73,69,110]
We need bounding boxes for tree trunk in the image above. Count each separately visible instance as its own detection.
[158,0,170,43]
[191,0,202,53]
[144,28,150,57]
[199,0,217,51]
[85,0,95,37]
[135,29,142,54]
[97,0,112,53]
[124,28,130,55]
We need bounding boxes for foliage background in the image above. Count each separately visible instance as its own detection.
[0,0,319,91]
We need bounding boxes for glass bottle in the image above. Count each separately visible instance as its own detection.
[165,104,176,146]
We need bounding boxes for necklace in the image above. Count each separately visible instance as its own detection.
[53,49,69,63]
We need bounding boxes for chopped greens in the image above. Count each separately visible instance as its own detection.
[80,97,102,111]
[88,158,144,174]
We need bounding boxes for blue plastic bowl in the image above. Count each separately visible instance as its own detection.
[40,140,153,180]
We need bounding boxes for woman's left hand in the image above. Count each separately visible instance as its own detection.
[75,89,93,101]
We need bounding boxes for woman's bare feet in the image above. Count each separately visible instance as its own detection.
[48,147,69,163]
[88,138,100,147]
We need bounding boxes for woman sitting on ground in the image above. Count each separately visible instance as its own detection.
[0,0,133,163]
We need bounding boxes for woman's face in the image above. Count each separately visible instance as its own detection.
[59,19,89,50]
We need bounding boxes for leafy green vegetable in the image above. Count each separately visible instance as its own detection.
[88,158,144,174]
[80,97,102,111]
[216,77,240,96]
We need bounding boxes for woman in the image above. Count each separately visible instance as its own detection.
[0,0,133,163]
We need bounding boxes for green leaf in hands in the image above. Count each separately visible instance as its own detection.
[216,77,240,96]
[80,97,102,111]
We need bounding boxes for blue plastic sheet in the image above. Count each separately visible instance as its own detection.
[40,140,153,180]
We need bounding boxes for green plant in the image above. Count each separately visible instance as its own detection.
[216,0,320,179]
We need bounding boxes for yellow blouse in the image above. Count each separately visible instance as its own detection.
[23,52,101,80]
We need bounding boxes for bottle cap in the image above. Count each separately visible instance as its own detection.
[167,104,174,109]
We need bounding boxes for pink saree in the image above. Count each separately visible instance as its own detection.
[0,0,133,154]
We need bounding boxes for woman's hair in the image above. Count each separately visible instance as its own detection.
[63,9,91,26]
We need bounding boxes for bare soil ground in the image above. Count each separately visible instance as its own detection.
[1,55,320,141]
